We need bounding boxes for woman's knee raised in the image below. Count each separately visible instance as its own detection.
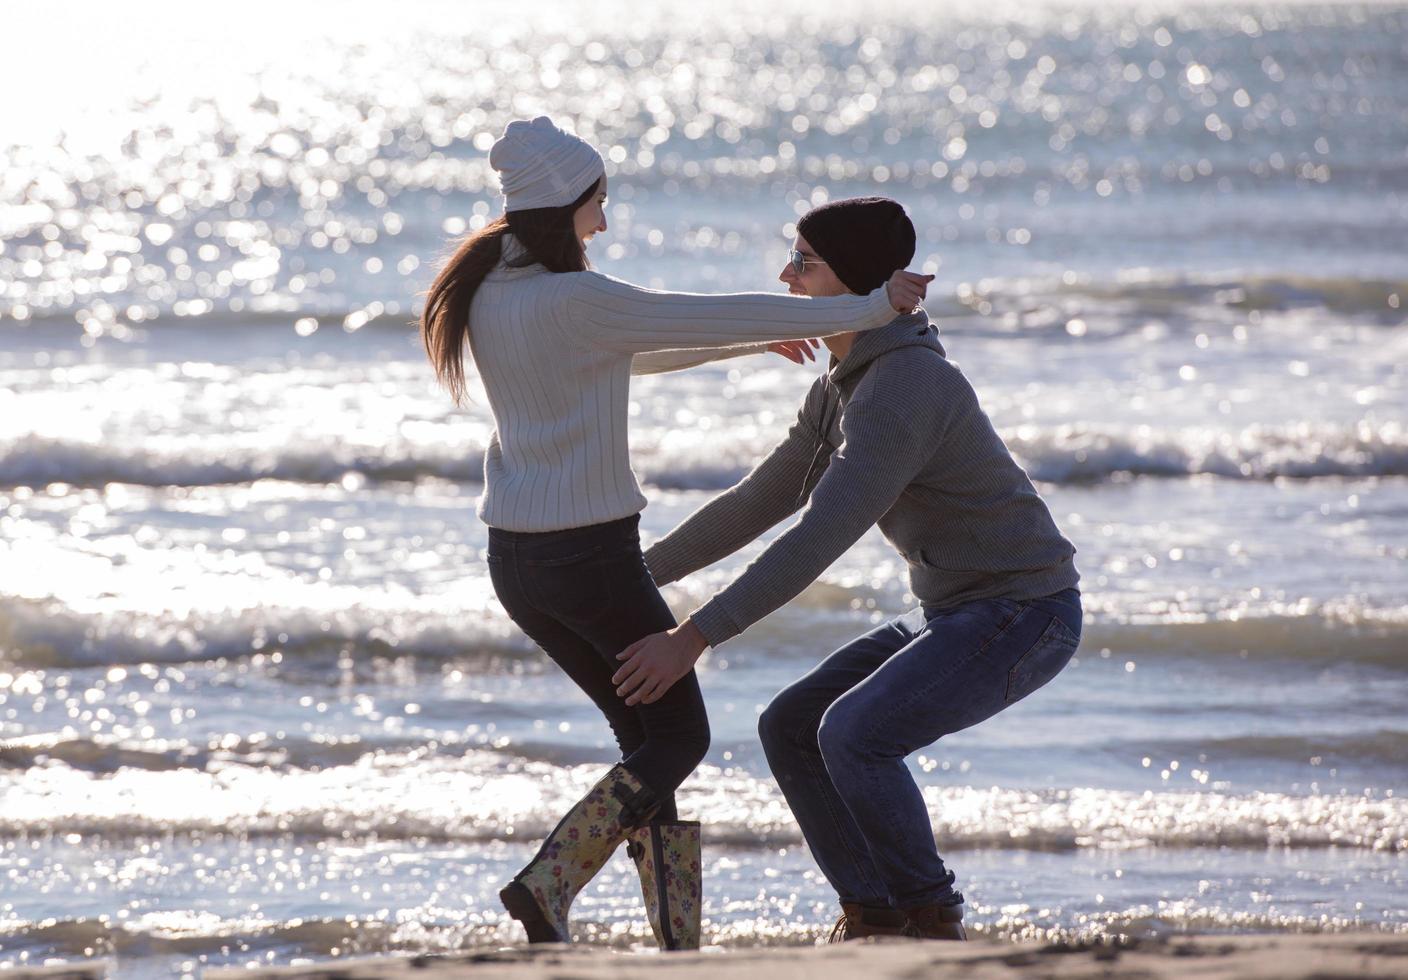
[685,724,711,770]
[665,715,709,772]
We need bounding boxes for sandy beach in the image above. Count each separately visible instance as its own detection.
[197,933,1408,979]
[18,934,1408,979]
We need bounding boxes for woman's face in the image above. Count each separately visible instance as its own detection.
[574,177,609,243]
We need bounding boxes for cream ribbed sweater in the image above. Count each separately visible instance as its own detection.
[467,245,897,532]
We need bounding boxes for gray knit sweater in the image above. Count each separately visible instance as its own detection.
[644,313,1080,647]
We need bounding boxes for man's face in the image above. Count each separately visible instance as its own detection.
[779,234,850,297]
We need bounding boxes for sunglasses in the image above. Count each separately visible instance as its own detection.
[788,249,829,276]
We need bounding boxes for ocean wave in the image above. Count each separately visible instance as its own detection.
[1135,730,1408,768]
[2,594,1404,672]
[0,914,418,962]
[643,420,1408,486]
[1076,612,1408,666]
[0,730,623,779]
[959,273,1408,327]
[1005,422,1408,483]
[2,420,1406,492]
[6,721,1404,784]
[1,909,1401,965]
[0,434,486,489]
[7,274,1404,336]
[0,594,534,671]
[0,731,424,774]
[0,755,1403,852]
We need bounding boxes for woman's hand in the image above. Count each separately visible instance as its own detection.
[885,270,936,313]
[767,339,821,364]
[613,620,709,706]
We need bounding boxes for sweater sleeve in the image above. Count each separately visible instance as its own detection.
[687,388,942,648]
[643,379,830,585]
[630,343,769,376]
[565,272,895,354]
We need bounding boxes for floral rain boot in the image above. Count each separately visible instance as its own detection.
[625,820,702,950]
[499,764,659,943]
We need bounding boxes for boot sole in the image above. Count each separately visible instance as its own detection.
[499,881,566,943]
[906,924,968,940]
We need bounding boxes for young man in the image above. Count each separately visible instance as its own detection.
[611,197,1081,940]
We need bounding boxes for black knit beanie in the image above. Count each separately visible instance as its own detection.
[796,197,916,295]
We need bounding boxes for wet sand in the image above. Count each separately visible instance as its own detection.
[191,933,1408,980]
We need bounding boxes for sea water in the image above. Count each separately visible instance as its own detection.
[1,0,1405,975]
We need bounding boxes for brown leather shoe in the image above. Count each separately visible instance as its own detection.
[901,902,968,940]
[828,902,908,942]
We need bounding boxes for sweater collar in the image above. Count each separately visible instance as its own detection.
[828,310,946,388]
[484,233,548,281]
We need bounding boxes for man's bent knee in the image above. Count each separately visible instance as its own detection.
[815,700,867,765]
[758,691,810,753]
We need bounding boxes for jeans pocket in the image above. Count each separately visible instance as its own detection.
[1004,617,1079,705]
[521,544,605,567]
[520,547,615,625]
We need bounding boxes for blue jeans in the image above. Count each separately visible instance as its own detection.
[487,514,710,822]
[758,589,1081,910]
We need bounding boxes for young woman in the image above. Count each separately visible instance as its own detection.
[419,117,931,950]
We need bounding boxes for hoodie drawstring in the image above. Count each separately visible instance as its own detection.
[796,385,838,510]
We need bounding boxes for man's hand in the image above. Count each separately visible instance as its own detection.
[767,339,821,364]
[613,620,710,706]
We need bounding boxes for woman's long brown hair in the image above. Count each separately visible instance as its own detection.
[420,178,601,405]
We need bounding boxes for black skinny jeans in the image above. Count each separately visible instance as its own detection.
[486,514,709,822]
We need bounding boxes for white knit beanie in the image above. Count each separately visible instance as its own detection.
[489,116,605,213]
